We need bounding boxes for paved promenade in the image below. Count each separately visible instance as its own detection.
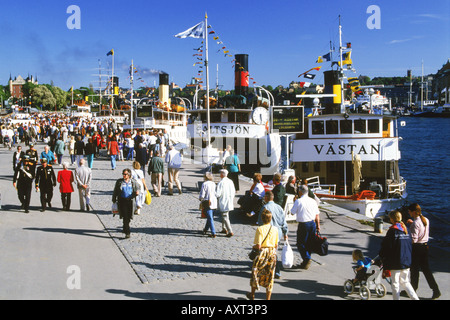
[0,142,448,301]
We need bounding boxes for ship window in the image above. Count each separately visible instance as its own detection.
[326,120,338,135]
[340,120,352,134]
[329,162,339,173]
[313,162,321,172]
[368,119,380,133]
[370,161,378,172]
[354,119,366,134]
[236,112,247,122]
[211,112,221,122]
[311,121,324,135]
[302,162,309,172]
[383,119,390,132]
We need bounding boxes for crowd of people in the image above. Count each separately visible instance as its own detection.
[1,113,171,170]
[1,112,442,301]
[1,112,180,219]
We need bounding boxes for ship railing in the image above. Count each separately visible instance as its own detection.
[154,119,185,127]
[387,178,407,197]
[306,176,336,195]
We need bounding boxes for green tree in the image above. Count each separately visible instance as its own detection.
[0,85,11,107]
[31,85,56,110]
[22,82,38,98]
[49,86,68,110]
[358,75,371,85]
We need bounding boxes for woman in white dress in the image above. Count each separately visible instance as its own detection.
[68,136,76,165]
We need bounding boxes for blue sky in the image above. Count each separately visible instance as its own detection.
[0,0,448,91]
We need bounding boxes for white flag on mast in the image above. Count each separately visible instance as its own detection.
[174,21,205,39]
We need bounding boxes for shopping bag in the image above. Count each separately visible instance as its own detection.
[309,231,329,256]
[281,241,294,268]
[200,200,209,219]
[111,202,119,215]
[145,190,152,205]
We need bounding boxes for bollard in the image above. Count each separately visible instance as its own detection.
[374,217,384,233]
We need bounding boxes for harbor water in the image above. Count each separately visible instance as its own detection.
[398,117,450,248]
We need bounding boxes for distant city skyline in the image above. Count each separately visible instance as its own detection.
[0,0,448,91]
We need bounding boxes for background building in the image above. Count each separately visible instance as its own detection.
[9,74,38,98]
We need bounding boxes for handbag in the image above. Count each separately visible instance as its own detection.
[200,200,210,219]
[111,202,119,215]
[309,230,329,256]
[281,241,294,268]
[145,190,152,205]
[249,226,272,260]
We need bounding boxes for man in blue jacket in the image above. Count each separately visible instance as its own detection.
[41,145,56,165]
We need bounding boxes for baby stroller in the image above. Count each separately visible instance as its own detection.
[344,256,387,300]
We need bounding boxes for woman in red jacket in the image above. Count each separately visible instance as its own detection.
[92,131,101,157]
[57,162,75,210]
[108,136,120,170]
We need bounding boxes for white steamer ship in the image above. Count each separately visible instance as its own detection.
[287,19,407,219]
[123,73,189,146]
[187,54,281,175]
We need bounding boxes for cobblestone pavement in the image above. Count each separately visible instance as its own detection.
[91,157,257,284]
[2,143,448,300]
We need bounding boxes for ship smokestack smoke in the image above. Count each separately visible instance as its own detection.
[235,54,249,98]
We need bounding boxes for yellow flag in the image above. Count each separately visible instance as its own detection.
[339,51,352,66]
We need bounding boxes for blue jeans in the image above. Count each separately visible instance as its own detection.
[126,147,134,160]
[296,221,316,261]
[86,154,94,168]
[204,209,216,235]
[110,155,117,169]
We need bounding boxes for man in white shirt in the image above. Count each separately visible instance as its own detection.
[215,169,236,237]
[199,172,217,237]
[290,185,320,270]
[126,137,135,160]
[147,131,158,157]
[165,144,183,195]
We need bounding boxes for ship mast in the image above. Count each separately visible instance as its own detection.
[421,60,424,112]
[338,15,345,113]
[111,52,114,110]
[130,59,134,131]
[205,13,211,152]
[98,59,102,107]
